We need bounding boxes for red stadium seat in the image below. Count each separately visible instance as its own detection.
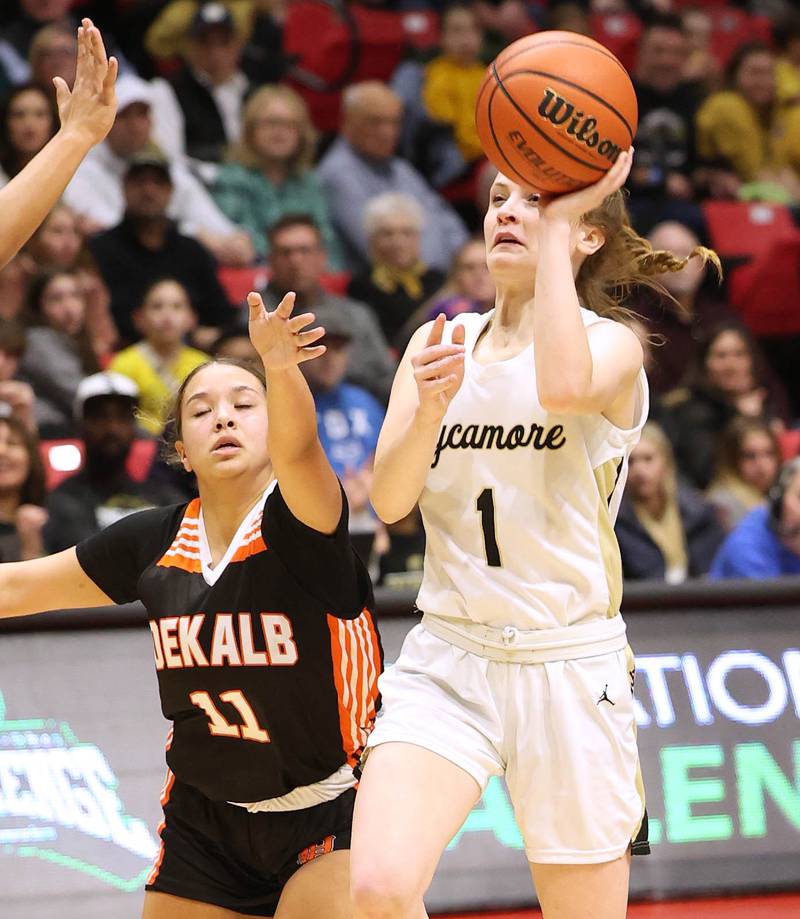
[217,267,350,303]
[319,271,351,295]
[702,201,796,263]
[779,429,800,460]
[40,438,159,491]
[127,438,159,482]
[217,266,270,306]
[283,1,406,133]
[589,12,643,74]
[708,9,773,67]
[401,10,440,52]
[703,202,800,337]
[40,440,83,491]
[727,232,800,336]
[672,0,731,8]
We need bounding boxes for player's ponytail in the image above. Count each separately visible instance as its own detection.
[576,190,722,322]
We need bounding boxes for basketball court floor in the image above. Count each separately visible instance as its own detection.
[438,892,800,918]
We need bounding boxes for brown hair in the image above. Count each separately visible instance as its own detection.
[689,320,767,392]
[0,83,58,179]
[576,190,722,323]
[161,358,267,468]
[0,318,26,356]
[24,267,100,376]
[25,201,100,275]
[229,85,317,173]
[715,415,780,481]
[724,40,772,88]
[136,277,197,315]
[0,415,46,507]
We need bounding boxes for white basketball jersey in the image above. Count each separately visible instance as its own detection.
[416,309,649,632]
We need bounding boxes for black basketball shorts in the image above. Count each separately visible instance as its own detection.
[145,776,356,916]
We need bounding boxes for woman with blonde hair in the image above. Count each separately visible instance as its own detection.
[616,422,724,582]
[213,84,342,266]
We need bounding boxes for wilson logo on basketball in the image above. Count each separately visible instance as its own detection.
[538,89,622,164]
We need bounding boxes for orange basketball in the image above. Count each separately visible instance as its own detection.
[475,31,638,194]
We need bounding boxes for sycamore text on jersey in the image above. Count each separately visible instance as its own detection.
[149,612,299,669]
[432,421,567,469]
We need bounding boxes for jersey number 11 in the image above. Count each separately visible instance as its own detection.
[476,488,502,567]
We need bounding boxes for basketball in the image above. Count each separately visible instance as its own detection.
[475,31,638,194]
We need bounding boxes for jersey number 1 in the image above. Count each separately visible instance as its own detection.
[476,488,502,567]
[190,690,271,743]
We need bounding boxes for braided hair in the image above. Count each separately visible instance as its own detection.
[576,190,721,323]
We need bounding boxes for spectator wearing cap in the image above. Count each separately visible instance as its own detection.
[0,319,35,432]
[710,457,800,579]
[88,152,232,346]
[346,193,445,348]
[109,278,208,435]
[317,81,469,272]
[43,372,184,553]
[300,302,385,561]
[256,214,396,402]
[63,73,254,267]
[149,2,250,171]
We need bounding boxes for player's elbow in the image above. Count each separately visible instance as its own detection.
[369,484,416,526]
[371,497,412,526]
[537,384,588,415]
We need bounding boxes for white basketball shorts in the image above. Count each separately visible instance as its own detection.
[366,623,648,864]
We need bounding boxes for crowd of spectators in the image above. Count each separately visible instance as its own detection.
[0,0,799,586]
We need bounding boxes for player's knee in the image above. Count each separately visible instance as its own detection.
[350,867,422,919]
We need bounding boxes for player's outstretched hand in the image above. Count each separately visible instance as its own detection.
[412,314,465,422]
[247,291,326,371]
[55,18,117,147]
[538,147,634,225]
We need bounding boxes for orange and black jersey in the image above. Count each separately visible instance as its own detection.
[76,481,381,803]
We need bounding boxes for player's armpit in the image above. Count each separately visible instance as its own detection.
[0,547,115,618]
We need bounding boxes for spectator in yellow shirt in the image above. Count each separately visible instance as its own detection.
[109,279,208,435]
[422,4,486,165]
[696,42,800,199]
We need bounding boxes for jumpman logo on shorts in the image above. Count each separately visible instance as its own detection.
[597,684,615,706]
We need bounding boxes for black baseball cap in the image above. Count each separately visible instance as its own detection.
[125,151,173,184]
[190,3,235,37]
